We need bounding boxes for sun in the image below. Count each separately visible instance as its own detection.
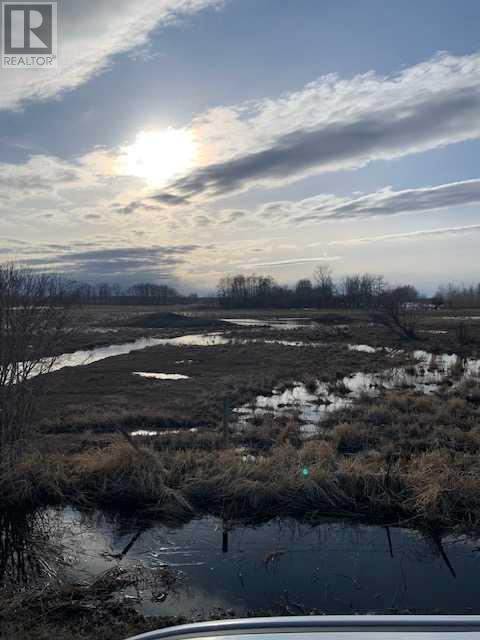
[121,128,198,187]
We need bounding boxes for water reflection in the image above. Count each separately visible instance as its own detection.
[4,508,480,615]
[0,511,63,590]
[222,318,316,330]
[130,428,199,437]
[348,344,379,353]
[50,333,230,369]
[14,509,480,616]
[27,332,330,379]
[133,372,190,380]
[234,351,480,433]
[22,334,230,379]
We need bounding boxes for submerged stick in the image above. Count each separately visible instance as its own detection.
[433,534,457,579]
[110,528,146,560]
[385,526,394,558]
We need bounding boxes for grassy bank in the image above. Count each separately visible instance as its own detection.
[3,377,480,532]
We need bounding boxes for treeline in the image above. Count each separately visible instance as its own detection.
[435,283,480,309]
[0,269,196,305]
[69,281,197,305]
[217,268,419,309]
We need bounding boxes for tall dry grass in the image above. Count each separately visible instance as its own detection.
[2,380,480,532]
[71,439,192,518]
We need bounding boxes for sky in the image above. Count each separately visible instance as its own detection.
[0,0,479,294]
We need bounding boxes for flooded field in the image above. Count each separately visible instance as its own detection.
[5,5,480,634]
[46,330,325,376]
[234,349,480,433]
[28,313,480,438]
[4,508,480,617]
[3,306,480,639]
[48,333,231,373]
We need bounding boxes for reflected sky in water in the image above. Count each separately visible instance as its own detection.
[234,351,480,433]
[40,509,480,617]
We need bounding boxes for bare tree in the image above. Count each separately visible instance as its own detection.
[435,282,480,309]
[371,289,420,340]
[0,265,74,464]
[216,274,278,308]
[295,278,313,306]
[313,264,334,307]
[216,268,416,311]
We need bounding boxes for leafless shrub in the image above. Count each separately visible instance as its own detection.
[0,264,74,464]
[371,291,420,339]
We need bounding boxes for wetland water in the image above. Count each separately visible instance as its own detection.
[235,350,480,433]
[6,322,480,617]
[21,333,231,379]
[45,330,318,375]
[37,328,480,436]
[221,318,316,329]
[4,508,480,616]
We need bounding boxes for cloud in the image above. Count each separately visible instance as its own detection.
[18,243,201,282]
[240,256,341,269]
[293,178,480,224]
[151,192,191,206]
[111,200,144,215]
[0,151,150,228]
[0,236,30,246]
[3,44,480,289]
[0,155,85,194]
[0,0,223,111]
[329,224,480,246]
[53,245,198,261]
[3,145,480,248]
[156,52,480,200]
[183,178,480,229]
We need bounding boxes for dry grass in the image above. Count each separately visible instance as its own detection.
[157,440,407,521]
[0,452,67,509]
[406,449,480,524]
[71,439,192,518]
[2,378,480,532]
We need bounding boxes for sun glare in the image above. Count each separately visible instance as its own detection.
[121,128,198,187]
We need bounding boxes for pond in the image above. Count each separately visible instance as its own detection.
[3,509,480,616]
